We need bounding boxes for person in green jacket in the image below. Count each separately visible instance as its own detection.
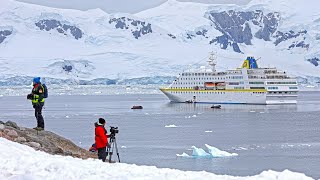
[27,77,45,131]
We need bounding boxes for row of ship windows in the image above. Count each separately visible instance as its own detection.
[176,81,265,85]
[229,82,263,85]
[172,92,227,94]
[178,76,244,80]
[180,72,226,76]
[171,91,266,94]
[268,91,297,94]
[268,87,298,90]
[234,87,265,89]
[178,77,225,81]
[267,82,297,85]
[176,82,207,85]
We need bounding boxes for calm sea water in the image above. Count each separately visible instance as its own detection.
[1,91,320,178]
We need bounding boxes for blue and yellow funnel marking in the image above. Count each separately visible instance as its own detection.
[241,57,258,69]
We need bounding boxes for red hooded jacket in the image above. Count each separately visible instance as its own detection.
[95,125,108,149]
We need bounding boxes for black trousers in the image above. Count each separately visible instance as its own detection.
[98,147,107,162]
[34,104,44,128]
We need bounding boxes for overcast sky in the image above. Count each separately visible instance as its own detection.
[16,0,251,13]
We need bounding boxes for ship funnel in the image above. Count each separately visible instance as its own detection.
[241,56,258,69]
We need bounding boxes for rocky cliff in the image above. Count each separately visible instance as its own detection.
[0,121,96,159]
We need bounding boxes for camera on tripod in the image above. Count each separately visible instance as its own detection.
[107,126,120,163]
[110,126,119,135]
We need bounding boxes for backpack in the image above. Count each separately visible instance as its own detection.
[42,84,48,98]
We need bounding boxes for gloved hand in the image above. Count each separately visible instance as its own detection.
[27,94,33,100]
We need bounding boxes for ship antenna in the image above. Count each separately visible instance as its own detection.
[207,52,217,72]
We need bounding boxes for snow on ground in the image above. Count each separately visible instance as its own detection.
[0,138,314,180]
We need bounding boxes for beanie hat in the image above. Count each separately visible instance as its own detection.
[33,77,41,84]
[97,118,106,125]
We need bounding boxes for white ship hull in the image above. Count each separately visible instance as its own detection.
[161,89,297,105]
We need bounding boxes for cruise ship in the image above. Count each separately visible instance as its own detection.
[160,54,298,104]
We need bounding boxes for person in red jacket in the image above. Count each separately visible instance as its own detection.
[95,118,108,162]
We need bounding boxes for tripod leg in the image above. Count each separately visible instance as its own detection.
[109,141,115,163]
[114,138,120,162]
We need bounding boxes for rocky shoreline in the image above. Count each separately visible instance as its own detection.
[0,121,96,159]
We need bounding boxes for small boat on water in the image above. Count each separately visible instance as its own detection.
[131,105,143,109]
[211,105,221,109]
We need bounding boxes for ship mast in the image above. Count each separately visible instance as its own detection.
[207,52,217,72]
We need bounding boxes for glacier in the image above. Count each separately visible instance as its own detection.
[0,137,314,180]
[0,0,320,86]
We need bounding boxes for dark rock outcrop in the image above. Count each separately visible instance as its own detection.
[307,58,319,66]
[0,30,13,44]
[274,30,309,50]
[208,10,280,53]
[195,29,208,37]
[35,19,83,40]
[109,17,152,39]
[63,65,73,72]
[255,12,280,41]
[168,34,176,39]
[0,121,96,159]
[274,30,307,46]
[4,121,19,130]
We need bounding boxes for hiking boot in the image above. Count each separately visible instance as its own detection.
[33,127,44,131]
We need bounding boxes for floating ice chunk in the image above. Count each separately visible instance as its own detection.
[191,146,210,157]
[260,112,265,114]
[301,144,311,147]
[66,115,69,118]
[205,144,238,157]
[185,116,191,119]
[235,147,248,151]
[121,146,127,149]
[176,152,190,157]
[250,110,256,113]
[192,115,197,118]
[145,113,149,115]
[165,124,177,128]
[205,131,213,133]
[94,91,102,94]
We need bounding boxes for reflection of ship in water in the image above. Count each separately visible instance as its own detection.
[164,102,298,113]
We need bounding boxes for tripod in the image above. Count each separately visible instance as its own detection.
[107,134,120,163]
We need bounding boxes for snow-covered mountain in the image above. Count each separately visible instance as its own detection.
[0,0,319,86]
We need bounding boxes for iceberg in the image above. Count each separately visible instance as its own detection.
[165,124,178,128]
[177,144,238,158]
[205,144,238,157]
[176,152,190,157]
[191,146,211,157]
